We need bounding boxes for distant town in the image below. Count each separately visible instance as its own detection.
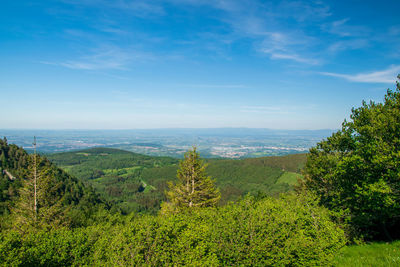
[0,128,334,158]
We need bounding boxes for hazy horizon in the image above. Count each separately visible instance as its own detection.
[0,127,338,131]
[0,128,335,157]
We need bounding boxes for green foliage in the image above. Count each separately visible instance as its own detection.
[301,75,400,240]
[207,158,288,202]
[48,148,178,214]
[0,194,346,266]
[0,229,93,266]
[0,140,111,231]
[49,147,307,213]
[11,154,67,232]
[165,147,220,211]
[238,153,307,173]
[48,147,177,181]
[334,241,400,266]
[0,141,346,265]
[276,171,302,185]
[0,137,29,217]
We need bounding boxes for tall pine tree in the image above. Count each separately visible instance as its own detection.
[12,154,66,232]
[163,147,220,213]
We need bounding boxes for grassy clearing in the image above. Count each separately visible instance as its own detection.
[76,152,90,156]
[103,166,141,176]
[61,165,74,173]
[276,172,302,185]
[334,241,400,267]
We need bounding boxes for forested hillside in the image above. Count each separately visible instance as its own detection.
[48,148,306,213]
[0,140,347,266]
[0,138,28,216]
[0,138,111,229]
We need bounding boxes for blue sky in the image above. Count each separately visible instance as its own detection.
[1,0,399,129]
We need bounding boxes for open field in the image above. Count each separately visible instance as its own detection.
[334,241,400,267]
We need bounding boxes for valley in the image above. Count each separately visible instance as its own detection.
[47,147,306,214]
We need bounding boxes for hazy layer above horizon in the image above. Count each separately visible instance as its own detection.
[0,128,335,158]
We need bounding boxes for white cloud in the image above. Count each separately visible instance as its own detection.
[319,65,400,83]
[274,0,331,22]
[170,0,325,65]
[323,18,370,37]
[327,39,369,53]
[62,50,130,70]
[43,46,154,70]
[259,31,320,65]
[60,0,165,17]
[268,52,320,65]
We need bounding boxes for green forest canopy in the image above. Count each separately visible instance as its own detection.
[47,147,306,214]
[0,139,346,266]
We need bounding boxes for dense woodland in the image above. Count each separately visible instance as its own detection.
[0,76,399,265]
[0,140,344,265]
[47,147,305,214]
[0,139,112,230]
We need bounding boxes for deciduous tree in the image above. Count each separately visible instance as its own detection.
[300,75,400,240]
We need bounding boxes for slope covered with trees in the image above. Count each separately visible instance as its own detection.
[0,138,110,230]
[47,148,306,213]
[0,138,29,217]
[0,141,347,266]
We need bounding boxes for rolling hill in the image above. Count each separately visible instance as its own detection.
[48,147,307,214]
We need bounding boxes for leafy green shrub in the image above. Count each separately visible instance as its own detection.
[0,229,92,266]
[0,194,345,266]
[96,194,346,266]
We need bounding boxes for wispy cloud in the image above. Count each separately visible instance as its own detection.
[177,83,247,89]
[169,0,240,12]
[60,0,165,17]
[170,0,325,65]
[274,1,331,22]
[258,31,320,65]
[323,18,370,37]
[44,0,395,68]
[265,51,320,65]
[327,39,369,53]
[319,65,400,83]
[43,46,154,70]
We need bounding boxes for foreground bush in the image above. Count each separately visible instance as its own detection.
[0,194,346,266]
